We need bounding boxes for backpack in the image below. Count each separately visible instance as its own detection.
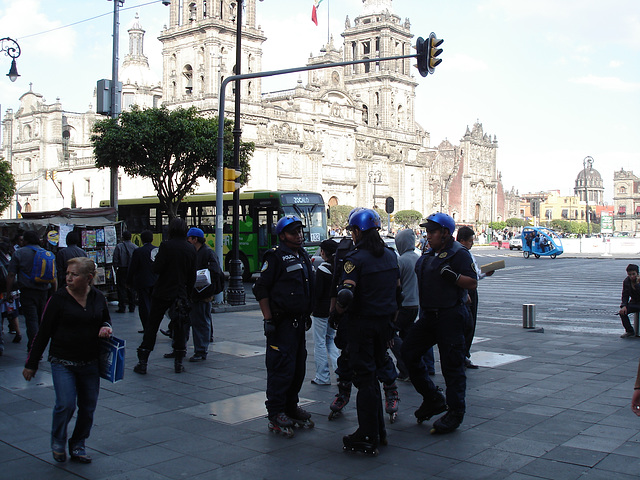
[27,245,57,284]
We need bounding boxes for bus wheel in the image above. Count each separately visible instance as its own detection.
[523,251,530,259]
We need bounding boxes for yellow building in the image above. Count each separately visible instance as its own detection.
[540,190,587,222]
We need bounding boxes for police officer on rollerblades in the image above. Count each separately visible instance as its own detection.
[336,209,400,455]
[254,215,315,438]
[401,213,477,434]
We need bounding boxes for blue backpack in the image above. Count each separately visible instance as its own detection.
[27,245,57,284]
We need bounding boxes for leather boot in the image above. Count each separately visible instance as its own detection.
[133,348,151,375]
[174,350,186,373]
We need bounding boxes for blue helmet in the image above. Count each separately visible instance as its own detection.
[276,215,304,235]
[420,212,455,235]
[347,208,381,232]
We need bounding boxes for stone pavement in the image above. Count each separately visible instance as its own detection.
[1,299,640,480]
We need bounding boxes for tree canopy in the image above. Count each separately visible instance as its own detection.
[0,159,16,216]
[329,205,354,230]
[394,209,423,227]
[505,217,525,228]
[91,106,254,219]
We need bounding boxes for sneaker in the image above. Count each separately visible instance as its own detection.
[52,448,66,463]
[620,332,635,338]
[69,447,92,464]
[189,354,207,362]
[163,351,176,358]
[311,379,331,386]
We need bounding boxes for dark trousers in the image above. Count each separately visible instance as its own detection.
[136,287,153,331]
[21,288,48,352]
[465,289,479,358]
[265,320,307,416]
[345,314,393,440]
[391,305,435,375]
[139,295,188,353]
[116,267,135,310]
[402,306,467,412]
[620,303,640,333]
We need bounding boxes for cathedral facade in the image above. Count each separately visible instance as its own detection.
[2,0,516,232]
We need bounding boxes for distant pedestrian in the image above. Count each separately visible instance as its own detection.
[112,231,137,313]
[310,238,340,385]
[56,231,87,287]
[133,218,196,375]
[618,264,640,338]
[6,230,56,351]
[126,230,158,334]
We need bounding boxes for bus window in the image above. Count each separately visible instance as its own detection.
[149,208,157,231]
[200,205,216,233]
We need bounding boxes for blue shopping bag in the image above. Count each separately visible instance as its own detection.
[99,336,126,383]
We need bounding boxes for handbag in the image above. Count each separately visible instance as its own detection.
[99,336,126,383]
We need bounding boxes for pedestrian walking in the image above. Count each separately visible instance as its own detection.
[112,231,137,313]
[401,213,477,434]
[618,263,640,338]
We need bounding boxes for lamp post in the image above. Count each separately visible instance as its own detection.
[1,37,21,82]
[583,156,594,236]
[226,0,246,306]
[108,0,124,214]
[368,170,382,209]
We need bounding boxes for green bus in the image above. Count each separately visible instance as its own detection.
[101,190,328,281]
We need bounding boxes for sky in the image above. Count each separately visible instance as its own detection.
[1,0,639,203]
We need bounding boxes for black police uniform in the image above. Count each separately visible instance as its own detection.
[253,242,314,418]
[331,238,397,385]
[339,245,399,442]
[401,239,475,414]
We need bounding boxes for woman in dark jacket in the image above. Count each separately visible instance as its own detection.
[23,257,112,464]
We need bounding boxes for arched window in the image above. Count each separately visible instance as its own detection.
[362,105,369,125]
[328,196,338,207]
[189,2,197,22]
[618,186,627,194]
[375,91,380,105]
[397,105,403,128]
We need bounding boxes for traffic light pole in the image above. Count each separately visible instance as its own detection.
[215,45,434,304]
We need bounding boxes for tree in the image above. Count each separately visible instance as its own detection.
[91,106,254,219]
[329,205,354,230]
[488,221,506,231]
[394,209,423,228]
[505,217,525,228]
[0,159,16,216]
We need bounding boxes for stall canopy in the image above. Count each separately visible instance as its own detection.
[0,207,119,236]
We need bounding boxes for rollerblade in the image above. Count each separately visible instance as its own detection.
[329,381,352,420]
[430,410,464,434]
[267,412,294,438]
[383,382,399,423]
[415,386,447,424]
[342,430,379,456]
[287,406,315,428]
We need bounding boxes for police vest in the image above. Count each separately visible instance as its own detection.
[416,241,469,309]
[266,246,313,316]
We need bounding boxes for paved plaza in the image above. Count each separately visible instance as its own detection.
[1,252,640,479]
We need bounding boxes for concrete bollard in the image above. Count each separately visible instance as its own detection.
[523,304,536,329]
[634,312,640,337]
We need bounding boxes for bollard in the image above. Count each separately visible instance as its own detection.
[634,312,640,337]
[523,304,536,329]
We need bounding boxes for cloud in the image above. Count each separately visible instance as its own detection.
[609,60,623,68]
[569,74,640,92]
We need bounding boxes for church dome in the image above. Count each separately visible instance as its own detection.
[575,167,603,188]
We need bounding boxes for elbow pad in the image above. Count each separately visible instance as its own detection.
[336,283,354,310]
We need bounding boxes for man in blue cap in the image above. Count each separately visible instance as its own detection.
[186,227,223,362]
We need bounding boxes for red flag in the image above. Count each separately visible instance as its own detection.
[311,0,323,26]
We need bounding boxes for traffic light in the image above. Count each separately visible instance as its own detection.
[415,36,428,77]
[51,170,57,181]
[385,196,394,214]
[223,167,242,193]
[44,170,50,180]
[427,32,443,75]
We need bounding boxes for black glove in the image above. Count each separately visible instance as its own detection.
[329,310,342,330]
[440,264,460,284]
[263,318,276,336]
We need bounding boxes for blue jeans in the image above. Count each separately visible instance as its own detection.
[311,316,340,384]
[190,300,212,355]
[50,361,100,452]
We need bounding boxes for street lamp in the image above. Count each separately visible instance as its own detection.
[368,170,382,209]
[583,156,594,236]
[1,37,21,82]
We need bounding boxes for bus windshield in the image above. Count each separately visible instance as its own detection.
[283,203,325,243]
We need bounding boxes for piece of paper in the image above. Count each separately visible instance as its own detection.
[480,260,505,274]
